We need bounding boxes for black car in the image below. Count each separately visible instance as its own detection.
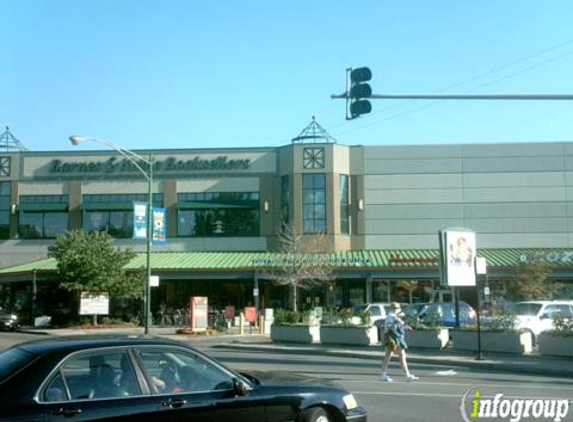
[0,335,367,422]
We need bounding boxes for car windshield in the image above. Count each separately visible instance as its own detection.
[352,304,368,313]
[513,303,543,316]
[0,347,35,383]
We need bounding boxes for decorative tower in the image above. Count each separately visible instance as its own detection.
[0,127,28,152]
[291,116,336,144]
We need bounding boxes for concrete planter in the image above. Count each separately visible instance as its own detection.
[320,326,379,346]
[270,325,320,343]
[405,328,449,349]
[452,330,533,354]
[538,332,573,357]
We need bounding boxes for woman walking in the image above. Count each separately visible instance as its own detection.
[381,302,419,382]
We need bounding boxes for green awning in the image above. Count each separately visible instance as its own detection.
[81,202,135,211]
[3,248,573,276]
[18,203,68,212]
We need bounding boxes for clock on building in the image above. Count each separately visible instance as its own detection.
[303,147,325,169]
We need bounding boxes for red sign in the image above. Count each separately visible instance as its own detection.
[244,306,257,323]
[190,296,208,330]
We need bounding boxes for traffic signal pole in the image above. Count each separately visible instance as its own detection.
[332,66,573,118]
[331,93,573,100]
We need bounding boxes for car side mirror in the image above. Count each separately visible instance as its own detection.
[233,378,249,397]
[539,313,551,320]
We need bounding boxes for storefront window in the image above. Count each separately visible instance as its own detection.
[82,193,162,238]
[340,174,349,235]
[0,182,9,239]
[177,192,260,237]
[281,175,290,227]
[17,195,68,239]
[302,174,326,234]
[19,212,67,239]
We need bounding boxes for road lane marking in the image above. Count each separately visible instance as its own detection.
[352,391,461,397]
[339,380,573,391]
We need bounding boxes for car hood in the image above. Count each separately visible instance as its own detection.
[243,370,339,389]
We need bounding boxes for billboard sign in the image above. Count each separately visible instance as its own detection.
[79,292,109,316]
[439,228,476,287]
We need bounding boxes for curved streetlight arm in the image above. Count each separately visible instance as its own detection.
[69,134,154,335]
[69,135,151,179]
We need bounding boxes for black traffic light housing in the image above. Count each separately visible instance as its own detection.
[347,67,372,119]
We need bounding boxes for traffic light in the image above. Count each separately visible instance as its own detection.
[347,67,372,119]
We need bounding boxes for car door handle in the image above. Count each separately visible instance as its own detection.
[52,407,82,417]
[162,398,187,408]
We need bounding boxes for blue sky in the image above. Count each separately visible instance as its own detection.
[2,0,573,152]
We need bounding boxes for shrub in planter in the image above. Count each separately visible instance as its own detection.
[270,309,320,343]
[538,316,573,357]
[403,310,449,349]
[319,307,378,346]
[452,311,534,354]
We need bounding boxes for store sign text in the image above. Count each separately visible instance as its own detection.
[49,156,251,175]
[519,251,573,264]
[388,253,439,265]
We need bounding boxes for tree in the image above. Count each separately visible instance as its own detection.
[506,256,554,301]
[259,222,333,311]
[48,230,143,324]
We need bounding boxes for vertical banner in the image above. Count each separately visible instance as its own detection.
[439,228,477,286]
[133,201,148,240]
[152,207,167,244]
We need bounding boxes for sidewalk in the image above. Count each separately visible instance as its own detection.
[19,326,573,378]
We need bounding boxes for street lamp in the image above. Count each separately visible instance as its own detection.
[69,135,154,334]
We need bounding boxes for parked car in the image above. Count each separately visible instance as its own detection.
[0,307,18,331]
[350,303,392,325]
[0,335,367,422]
[404,301,477,328]
[512,300,573,341]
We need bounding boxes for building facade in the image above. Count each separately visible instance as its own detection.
[2,131,573,323]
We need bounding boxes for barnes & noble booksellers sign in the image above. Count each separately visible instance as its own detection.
[48,155,251,175]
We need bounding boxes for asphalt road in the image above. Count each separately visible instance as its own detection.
[207,347,573,422]
[2,332,573,422]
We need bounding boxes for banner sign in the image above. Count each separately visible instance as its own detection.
[79,292,109,315]
[152,207,167,244]
[439,228,476,286]
[133,201,148,240]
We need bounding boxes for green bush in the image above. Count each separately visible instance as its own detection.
[553,315,573,333]
[272,309,312,326]
[489,310,516,331]
[320,307,371,327]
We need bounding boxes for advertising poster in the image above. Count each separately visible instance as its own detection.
[133,201,148,240]
[152,207,167,244]
[444,229,476,286]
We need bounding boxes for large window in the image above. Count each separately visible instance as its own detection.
[302,174,326,234]
[18,195,68,239]
[0,182,9,239]
[83,193,163,238]
[340,174,350,235]
[177,192,259,237]
[281,175,290,226]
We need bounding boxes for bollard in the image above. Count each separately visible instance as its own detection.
[259,315,265,334]
[239,312,245,335]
